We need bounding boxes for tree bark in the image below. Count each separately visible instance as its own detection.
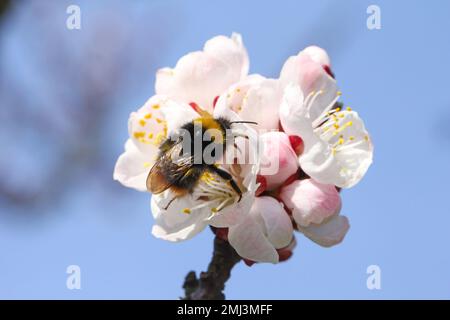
[182,236,241,300]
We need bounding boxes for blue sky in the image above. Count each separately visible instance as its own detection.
[1,0,450,299]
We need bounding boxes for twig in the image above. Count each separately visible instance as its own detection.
[182,236,241,300]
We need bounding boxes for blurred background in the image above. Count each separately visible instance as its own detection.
[1,0,449,299]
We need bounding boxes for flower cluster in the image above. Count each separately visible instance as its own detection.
[114,33,373,264]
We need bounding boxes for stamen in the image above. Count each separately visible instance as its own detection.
[336,139,366,153]
[303,90,316,108]
[305,90,323,112]
[311,92,342,128]
[190,171,239,215]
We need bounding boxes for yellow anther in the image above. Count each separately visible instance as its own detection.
[346,121,353,127]
[152,104,160,109]
[334,123,340,129]
[236,88,241,93]
[148,133,154,139]
[338,137,344,145]
[349,136,355,141]
[153,132,165,145]
[337,91,342,96]
[143,162,152,168]
[183,208,191,214]
[144,113,152,119]
[211,207,218,213]
[134,132,145,139]
[365,135,369,141]
[156,118,164,124]
[335,107,341,112]
[346,106,352,111]
[139,119,146,127]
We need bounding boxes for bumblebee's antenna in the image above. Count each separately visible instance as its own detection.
[230,121,258,125]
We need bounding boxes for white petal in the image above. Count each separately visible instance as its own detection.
[128,95,171,156]
[203,33,249,80]
[255,196,293,249]
[279,83,314,141]
[279,85,333,186]
[226,196,293,263]
[240,79,282,131]
[280,53,338,121]
[213,74,261,119]
[215,75,282,131]
[151,194,209,242]
[113,140,152,192]
[298,215,350,247]
[155,33,249,111]
[228,213,279,263]
[302,46,331,66]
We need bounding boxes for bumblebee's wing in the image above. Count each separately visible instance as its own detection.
[146,142,194,194]
[147,161,172,194]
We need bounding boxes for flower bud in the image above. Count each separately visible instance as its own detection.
[259,132,299,190]
[279,179,341,227]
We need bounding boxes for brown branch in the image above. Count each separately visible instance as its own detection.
[182,236,241,300]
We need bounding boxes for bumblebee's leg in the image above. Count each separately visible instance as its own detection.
[163,197,176,210]
[232,132,250,140]
[209,166,242,202]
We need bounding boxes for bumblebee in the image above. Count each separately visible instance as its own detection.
[147,107,255,209]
